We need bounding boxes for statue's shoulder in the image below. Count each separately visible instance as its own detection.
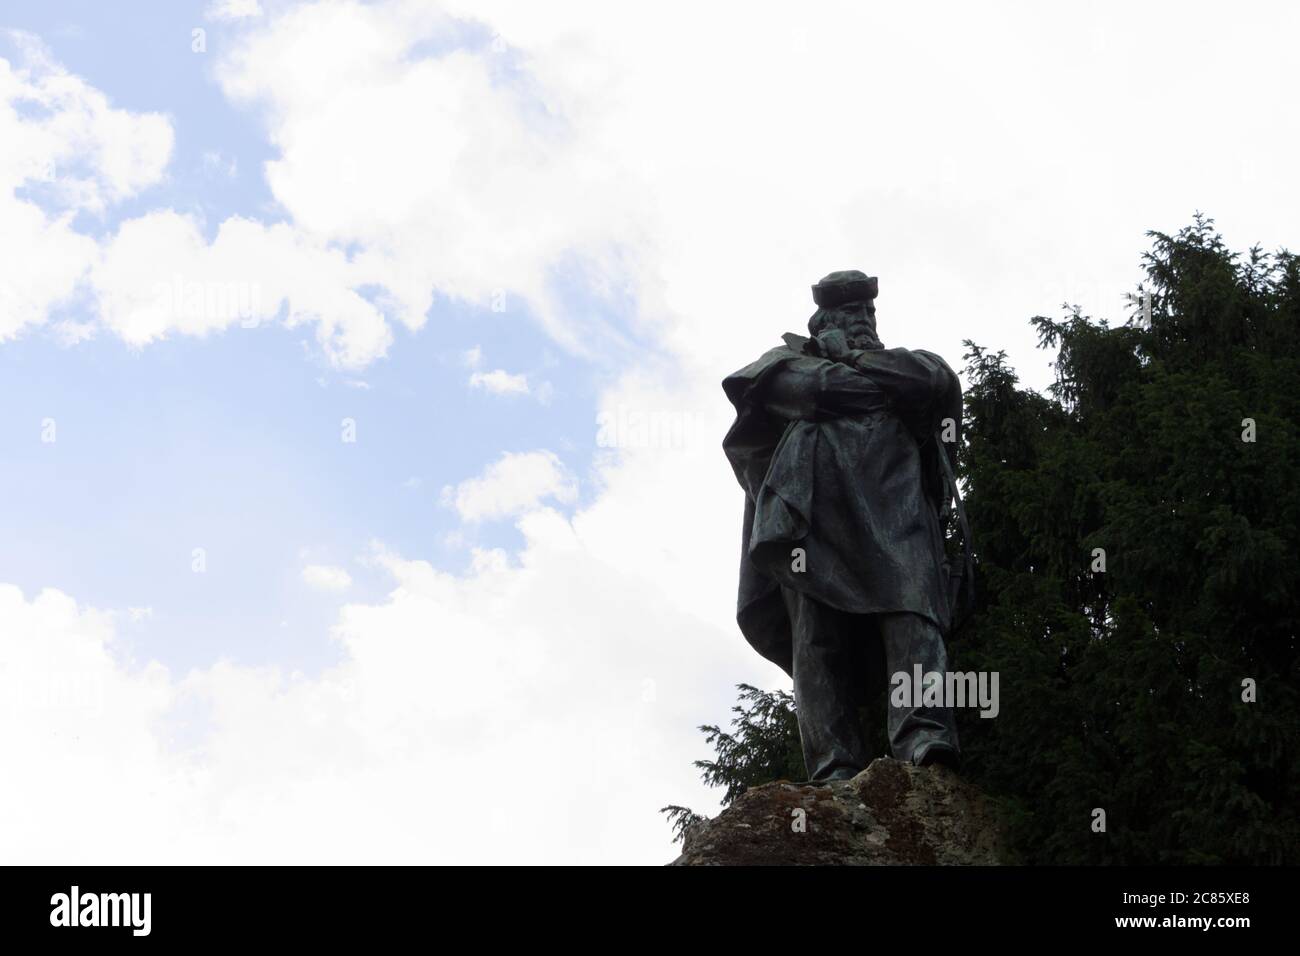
[756,334,813,369]
[722,336,807,395]
[913,348,958,373]
[910,349,962,398]
[741,335,806,369]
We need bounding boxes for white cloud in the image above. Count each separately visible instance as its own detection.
[0,32,172,208]
[301,564,352,592]
[0,39,172,341]
[0,586,190,862]
[201,150,238,178]
[50,318,97,347]
[464,348,541,399]
[0,41,389,367]
[206,0,264,21]
[443,450,577,522]
[0,525,752,863]
[415,0,1296,383]
[468,368,529,396]
[212,1,646,357]
[8,2,1300,375]
[89,211,393,367]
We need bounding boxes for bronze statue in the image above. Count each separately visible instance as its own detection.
[722,271,968,780]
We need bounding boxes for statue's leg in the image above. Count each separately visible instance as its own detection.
[877,612,962,768]
[781,587,870,781]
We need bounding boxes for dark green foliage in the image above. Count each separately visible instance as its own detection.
[956,214,1299,863]
[659,683,804,843]
[659,805,705,845]
[672,218,1299,863]
[691,683,805,805]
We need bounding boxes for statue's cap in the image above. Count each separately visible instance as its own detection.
[811,270,878,307]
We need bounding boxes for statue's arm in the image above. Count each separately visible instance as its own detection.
[845,347,951,410]
[725,343,957,425]
[846,347,963,461]
[741,352,887,422]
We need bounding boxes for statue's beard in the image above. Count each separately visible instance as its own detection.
[846,328,883,350]
[811,306,883,351]
[832,319,883,353]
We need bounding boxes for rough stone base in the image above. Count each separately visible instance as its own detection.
[671,757,1005,865]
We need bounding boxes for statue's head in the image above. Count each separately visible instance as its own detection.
[808,270,882,350]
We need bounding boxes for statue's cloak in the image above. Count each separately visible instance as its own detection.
[721,332,961,677]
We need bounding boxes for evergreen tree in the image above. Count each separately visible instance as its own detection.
[958,214,1298,864]
[661,684,803,843]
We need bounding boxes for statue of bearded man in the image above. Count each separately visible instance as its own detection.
[721,270,967,780]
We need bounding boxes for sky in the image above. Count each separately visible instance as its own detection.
[1,0,1296,864]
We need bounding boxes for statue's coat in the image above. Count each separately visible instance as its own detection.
[722,331,961,677]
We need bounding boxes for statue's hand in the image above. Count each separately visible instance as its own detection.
[808,328,852,362]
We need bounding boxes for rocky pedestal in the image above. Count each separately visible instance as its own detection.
[671,757,1006,865]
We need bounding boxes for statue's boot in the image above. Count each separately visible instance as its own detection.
[915,739,962,770]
